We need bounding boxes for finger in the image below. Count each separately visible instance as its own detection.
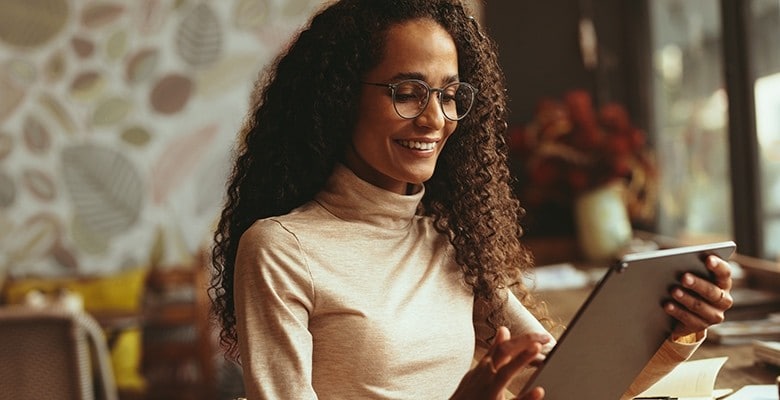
[679,273,733,311]
[666,301,714,335]
[671,285,727,324]
[496,326,511,343]
[492,332,550,371]
[514,386,545,400]
[481,326,522,375]
[529,352,546,368]
[477,352,499,377]
[487,326,512,372]
[494,342,542,388]
[705,255,733,289]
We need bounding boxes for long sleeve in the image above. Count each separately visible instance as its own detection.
[473,290,556,395]
[234,219,317,400]
[620,332,704,399]
[473,290,557,354]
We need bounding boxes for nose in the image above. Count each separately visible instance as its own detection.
[414,92,447,130]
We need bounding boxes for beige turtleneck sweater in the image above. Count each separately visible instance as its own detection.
[233,164,700,399]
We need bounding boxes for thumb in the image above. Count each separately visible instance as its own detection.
[495,326,511,344]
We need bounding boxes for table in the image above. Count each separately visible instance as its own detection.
[535,285,780,391]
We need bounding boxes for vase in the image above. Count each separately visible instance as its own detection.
[574,181,633,262]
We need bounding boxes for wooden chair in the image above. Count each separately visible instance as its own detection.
[140,251,217,400]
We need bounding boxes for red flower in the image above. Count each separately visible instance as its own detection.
[508,89,658,223]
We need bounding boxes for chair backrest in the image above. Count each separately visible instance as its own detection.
[0,305,118,400]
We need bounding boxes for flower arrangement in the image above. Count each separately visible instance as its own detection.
[508,89,657,224]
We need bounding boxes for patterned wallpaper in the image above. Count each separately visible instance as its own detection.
[0,0,321,279]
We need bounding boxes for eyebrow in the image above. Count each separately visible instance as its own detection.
[387,72,460,84]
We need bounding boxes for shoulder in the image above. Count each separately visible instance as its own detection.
[239,217,302,255]
[235,217,313,288]
[240,200,326,243]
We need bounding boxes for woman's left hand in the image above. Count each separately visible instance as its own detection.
[665,255,734,340]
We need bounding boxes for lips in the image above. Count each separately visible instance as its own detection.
[397,139,437,151]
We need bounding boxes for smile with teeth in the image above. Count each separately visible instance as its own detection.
[397,139,436,151]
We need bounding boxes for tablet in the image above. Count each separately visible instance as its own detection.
[520,241,737,399]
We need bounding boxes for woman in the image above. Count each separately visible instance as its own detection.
[210,1,733,399]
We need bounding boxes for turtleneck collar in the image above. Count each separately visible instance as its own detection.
[313,164,424,230]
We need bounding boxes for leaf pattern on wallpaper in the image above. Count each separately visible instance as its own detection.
[252,19,294,53]
[70,71,107,102]
[194,152,230,215]
[233,0,268,31]
[0,131,13,161]
[175,2,223,68]
[0,68,27,123]
[71,36,95,58]
[195,53,260,98]
[151,123,219,204]
[70,215,109,255]
[44,50,67,83]
[125,48,160,84]
[22,168,57,201]
[51,241,79,270]
[105,29,129,61]
[136,0,167,36]
[61,143,144,238]
[0,0,69,48]
[81,2,125,30]
[5,213,61,271]
[39,93,77,135]
[149,73,193,115]
[0,170,16,208]
[281,0,316,17]
[120,125,152,147]
[92,96,133,126]
[23,115,52,154]
[6,58,37,85]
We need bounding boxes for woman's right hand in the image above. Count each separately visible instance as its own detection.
[450,326,548,400]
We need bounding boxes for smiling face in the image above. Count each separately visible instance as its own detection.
[346,18,459,195]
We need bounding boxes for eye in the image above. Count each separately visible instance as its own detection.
[394,92,421,103]
[440,84,460,104]
[394,81,427,103]
[440,92,457,104]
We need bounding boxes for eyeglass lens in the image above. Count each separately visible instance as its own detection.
[392,80,475,121]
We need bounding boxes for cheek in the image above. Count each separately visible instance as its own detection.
[354,99,392,135]
[356,88,395,121]
[441,123,458,145]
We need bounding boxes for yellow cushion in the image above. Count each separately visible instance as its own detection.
[3,267,148,314]
[110,327,147,391]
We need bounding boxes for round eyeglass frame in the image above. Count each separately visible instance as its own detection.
[362,79,477,121]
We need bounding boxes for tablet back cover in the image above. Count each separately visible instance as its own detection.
[521,241,736,399]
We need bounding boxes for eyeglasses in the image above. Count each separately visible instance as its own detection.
[362,79,477,121]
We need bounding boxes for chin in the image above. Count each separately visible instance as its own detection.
[406,171,435,185]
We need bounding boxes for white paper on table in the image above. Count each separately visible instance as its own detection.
[635,357,732,400]
[722,385,778,400]
[523,263,591,291]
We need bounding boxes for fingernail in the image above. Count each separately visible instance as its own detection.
[673,289,684,299]
[682,274,694,286]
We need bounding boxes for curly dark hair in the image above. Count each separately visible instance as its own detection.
[210,0,546,360]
